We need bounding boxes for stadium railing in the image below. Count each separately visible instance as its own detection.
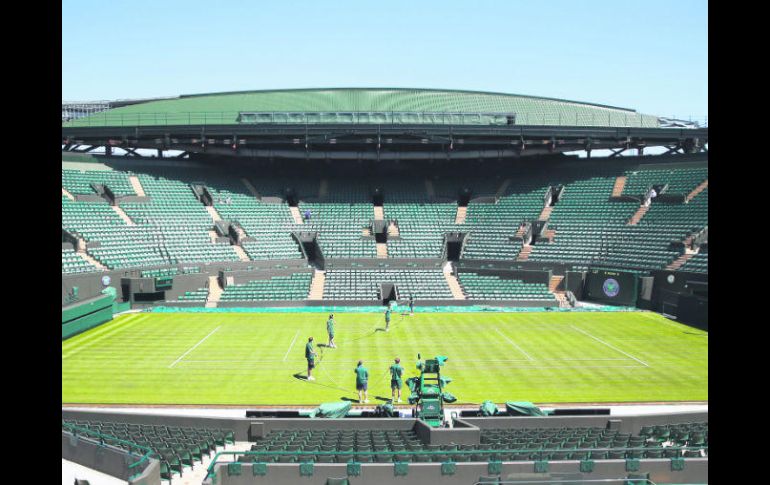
[204,445,707,480]
[62,422,156,481]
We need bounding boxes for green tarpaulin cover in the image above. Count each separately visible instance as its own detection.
[505,401,547,416]
[441,391,457,403]
[480,400,499,416]
[306,401,352,418]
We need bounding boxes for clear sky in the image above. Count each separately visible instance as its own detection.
[62,0,707,120]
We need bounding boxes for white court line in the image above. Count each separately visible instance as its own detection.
[570,326,649,367]
[494,328,534,361]
[168,325,221,368]
[283,330,300,362]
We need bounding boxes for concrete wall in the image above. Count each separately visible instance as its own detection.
[204,458,708,485]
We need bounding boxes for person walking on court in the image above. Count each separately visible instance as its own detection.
[384,306,392,332]
[326,314,336,348]
[390,357,405,403]
[355,360,369,403]
[305,337,317,380]
[408,294,414,315]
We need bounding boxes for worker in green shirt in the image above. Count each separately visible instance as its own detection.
[355,360,369,403]
[326,314,336,348]
[305,337,317,381]
[390,357,405,403]
[384,307,392,332]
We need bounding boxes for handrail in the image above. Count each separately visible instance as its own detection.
[204,445,707,479]
[62,423,156,471]
[60,110,677,128]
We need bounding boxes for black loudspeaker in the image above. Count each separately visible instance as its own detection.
[639,276,654,301]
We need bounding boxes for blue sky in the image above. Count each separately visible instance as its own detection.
[62,0,707,119]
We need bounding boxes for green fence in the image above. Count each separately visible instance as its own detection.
[62,290,116,340]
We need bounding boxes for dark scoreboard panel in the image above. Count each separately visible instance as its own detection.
[585,269,638,306]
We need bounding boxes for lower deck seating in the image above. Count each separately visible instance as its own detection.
[237,422,707,464]
[457,273,556,302]
[219,273,313,301]
[679,252,708,273]
[63,419,235,480]
[323,269,453,301]
[62,249,97,274]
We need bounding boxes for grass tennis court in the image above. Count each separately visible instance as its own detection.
[61,311,707,405]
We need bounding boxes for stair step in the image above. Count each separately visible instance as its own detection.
[206,205,223,222]
[232,245,250,262]
[376,242,388,258]
[685,179,708,202]
[128,176,146,197]
[205,276,222,308]
[308,270,326,300]
[111,205,135,226]
[455,206,467,224]
[443,270,466,300]
[611,176,627,197]
[289,206,303,224]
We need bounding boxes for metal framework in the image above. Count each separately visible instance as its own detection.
[62,123,708,161]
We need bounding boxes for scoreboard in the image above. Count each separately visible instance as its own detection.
[584,269,638,306]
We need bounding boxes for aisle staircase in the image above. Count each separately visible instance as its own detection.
[289,206,304,224]
[205,276,223,308]
[308,270,326,300]
[627,204,650,225]
[376,243,388,258]
[111,205,136,226]
[516,245,533,261]
[455,206,467,224]
[666,252,695,270]
[549,275,570,308]
[611,176,627,197]
[232,245,250,262]
[206,206,222,222]
[373,206,384,220]
[77,244,107,271]
[538,206,553,221]
[685,179,708,202]
[443,264,466,300]
[128,176,146,196]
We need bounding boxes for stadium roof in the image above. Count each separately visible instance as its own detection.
[63,87,661,128]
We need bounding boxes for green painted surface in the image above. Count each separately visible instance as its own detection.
[64,88,660,128]
[62,310,707,405]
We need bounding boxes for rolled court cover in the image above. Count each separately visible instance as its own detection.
[304,401,353,419]
[505,401,548,416]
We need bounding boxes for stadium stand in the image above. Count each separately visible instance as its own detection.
[63,419,234,480]
[457,272,556,302]
[219,273,313,302]
[323,269,453,301]
[62,248,98,274]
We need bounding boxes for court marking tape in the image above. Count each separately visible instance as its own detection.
[282,330,300,362]
[494,328,534,361]
[570,325,649,367]
[168,325,222,368]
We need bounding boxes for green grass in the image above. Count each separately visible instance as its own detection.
[61,311,707,405]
